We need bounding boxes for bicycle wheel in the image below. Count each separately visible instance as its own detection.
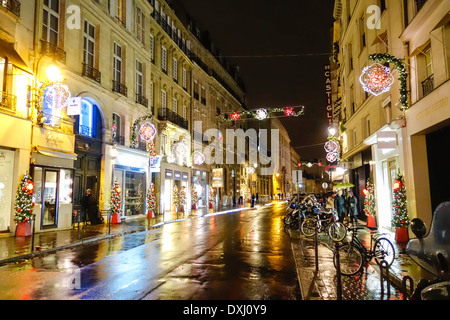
[334,243,364,276]
[373,237,395,267]
[327,221,347,242]
[300,217,316,237]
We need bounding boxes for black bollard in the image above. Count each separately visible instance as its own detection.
[335,242,343,300]
[380,260,391,299]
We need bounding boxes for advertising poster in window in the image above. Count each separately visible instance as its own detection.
[0,149,14,231]
[212,168,223,188]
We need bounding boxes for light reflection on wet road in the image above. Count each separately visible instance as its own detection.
[0,203,301,300]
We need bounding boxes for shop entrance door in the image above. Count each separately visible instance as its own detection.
[73,153,101,222]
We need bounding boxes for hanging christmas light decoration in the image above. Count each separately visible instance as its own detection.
[254,108,268,120]
[247,166,256,175]
[139,122,157,142]
[324,140,339,154]
[229,111,241,121]
[326,152,338,163]
[173,141,188,159]
[359,63,394,96]
[44,82,71,109]
[192,150,206,165]
[284,106,296,117]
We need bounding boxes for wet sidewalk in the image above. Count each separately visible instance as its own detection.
[290,223,437,300]
[0,203,255,266]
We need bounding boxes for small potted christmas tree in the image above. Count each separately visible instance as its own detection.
[180,186,186,212]
[14,173,35,237]
[191,187,198,210]
[110,180,122,224]
[147,183,156,219]
[172,185,180,212]
[363,178,376,228]
[209,188,215,209]
[392,171,409,242]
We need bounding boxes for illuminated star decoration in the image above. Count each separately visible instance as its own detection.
[324,140,339,153]
[229,111,241,121]
[359,63,395,96]
[255,108,268,120]
[284,106,296,117]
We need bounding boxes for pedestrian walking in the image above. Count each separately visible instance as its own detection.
[347,190,358,225]
[81,189,102,225]
[326,192,335,210]
[334,189,346,222]
[251,194,256,207]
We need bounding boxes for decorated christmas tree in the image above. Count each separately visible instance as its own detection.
[209,188,215,208]
[147,183,156,217]
[191,187,198,209]
[173,185,180,211]
[14,173,35,223]
[180,186,187,212]
[110,180,122,218]
[363,178,376,217]
[392,172,409,228]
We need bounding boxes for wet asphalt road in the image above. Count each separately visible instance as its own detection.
[0,203,301,300]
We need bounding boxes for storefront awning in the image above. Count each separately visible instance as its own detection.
[35,146,77,160]
[0,39,33,75]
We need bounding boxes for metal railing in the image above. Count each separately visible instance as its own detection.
[40,40,66,64]
[82,63,101,84]
[422,74,434,97]
[136,94,148,107]
[1,0,20,17]
[0,91,17,113]
[158,107,188,130]
[112,80,128,97]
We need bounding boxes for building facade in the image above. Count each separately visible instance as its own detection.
[332,0,450,229]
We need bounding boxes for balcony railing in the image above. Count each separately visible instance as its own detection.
[0,91,17,113]
[112,135,125,146]
[158,107,188,130]
[422,74,434,97]
[1,0,20,17]
[136,94,148,107]
[82,63,101,83]
[40,40,66,64]
[112,80,127,97]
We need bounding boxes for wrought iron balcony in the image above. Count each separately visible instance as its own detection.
[40,40,66,64]
[1,0,20,17]
[112,80,128,97]
[136,94,148,107]
[0,91,17,113]
[82,63,101,83]
[422,74,434,97]
[158,107,188,130]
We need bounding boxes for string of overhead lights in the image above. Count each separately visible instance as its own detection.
[222,105,305,122]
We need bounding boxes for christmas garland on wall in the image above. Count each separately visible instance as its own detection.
[369,53,408,111]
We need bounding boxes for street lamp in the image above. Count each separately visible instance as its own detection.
[328,126,337,136]
[46,65,62,82]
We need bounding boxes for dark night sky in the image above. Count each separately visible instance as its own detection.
[175,0,336,160]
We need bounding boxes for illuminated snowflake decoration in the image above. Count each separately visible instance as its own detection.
[139,122,157,142]
[247,166,256,175]
[254,108,268,120]
[359,63,395,96]
[326,152,338,163]
[192,151,206,165]
[173,141,188,159]
[284,106,295,117]
[229,111,241,121]
[324,140,339,153]
[44,83,71,109]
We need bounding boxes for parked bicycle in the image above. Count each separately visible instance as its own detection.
[334,226,395,276]
[300,207,347,242]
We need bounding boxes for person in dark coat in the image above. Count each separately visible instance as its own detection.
[334,189,346,223]
[347,190,358,225]
[81,189,101,225]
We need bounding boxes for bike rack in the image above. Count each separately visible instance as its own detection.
[380,260,391,299]
[401,275,414,300]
